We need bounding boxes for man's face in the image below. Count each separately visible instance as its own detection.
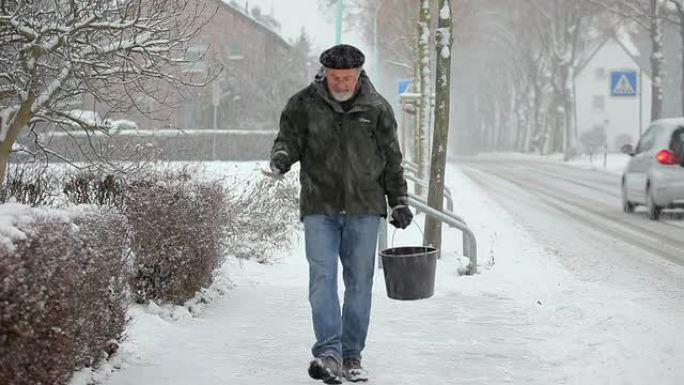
[325,68,360,102]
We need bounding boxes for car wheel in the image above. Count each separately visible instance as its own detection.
[621,182,634,213]
[646,184,661,220]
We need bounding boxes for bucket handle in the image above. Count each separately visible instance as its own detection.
[389,205,425,248]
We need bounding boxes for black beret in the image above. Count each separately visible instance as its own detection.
[319,44,365,69]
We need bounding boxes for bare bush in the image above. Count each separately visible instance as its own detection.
[0,205,129,385]
[614,133,633,151]
[0,163,60,206]
[62,170,126,210]
[580,126,607,157]
[231,170,300,264]
[125,166,230,305]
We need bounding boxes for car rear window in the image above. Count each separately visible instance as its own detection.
[671,128,684,165]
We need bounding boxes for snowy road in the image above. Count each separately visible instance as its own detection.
[460,156,684,268]
[458,156,684,288]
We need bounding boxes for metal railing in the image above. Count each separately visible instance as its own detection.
[403,160,419,174]
[377,161,478,275]
[378,193,477,275]
[402,160,454,212]
[403,173,453,212]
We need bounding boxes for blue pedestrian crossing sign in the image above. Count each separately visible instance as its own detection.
[397,79,412,95]
[611,71,637,96]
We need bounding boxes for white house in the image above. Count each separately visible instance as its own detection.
[575,35,652,152]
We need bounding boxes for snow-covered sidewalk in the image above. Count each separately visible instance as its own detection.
[89,161,683,385]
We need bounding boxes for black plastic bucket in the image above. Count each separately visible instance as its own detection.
[379,246,438,300]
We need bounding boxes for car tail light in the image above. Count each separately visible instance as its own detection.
[655,149,680,165]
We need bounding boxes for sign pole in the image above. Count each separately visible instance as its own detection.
[639,68,643,137]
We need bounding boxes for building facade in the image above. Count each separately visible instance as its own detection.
[176,0,308,131]
[575,36,652,152]
[77,0,308,132]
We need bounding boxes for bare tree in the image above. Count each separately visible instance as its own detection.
[416,0,431,197]
[665,0,684,115]
[529,0,609,159]
[652,0,666,119]
[458,0,553,154]
[0,0,217,184]
[424,0,452,252]
[591,0,666,120]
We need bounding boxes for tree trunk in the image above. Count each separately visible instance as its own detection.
[424,0,452,252]
[492,100,500,150]
[412,54,421,182]
[680,13,684,116]
[553,108,564,153]
[0,118,27,187]
[532,79,544,153]
[651,0,664,121]
[0,92,36,187]
[416,0,431,198]
[561,59,578,159]
[522,82,534,152]
[515,87,528,152]
[499,99,509,150]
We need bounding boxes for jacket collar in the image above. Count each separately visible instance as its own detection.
[312,69,383,113]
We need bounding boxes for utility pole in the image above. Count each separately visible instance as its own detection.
[639,68,643,137]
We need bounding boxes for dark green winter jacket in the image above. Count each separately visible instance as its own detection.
[270,71,408,218]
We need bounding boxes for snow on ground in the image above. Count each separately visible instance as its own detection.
[73,159,683,385]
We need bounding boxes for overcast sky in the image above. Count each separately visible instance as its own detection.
[244,0,369,55]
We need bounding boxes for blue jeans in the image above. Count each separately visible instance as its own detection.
[303,214,381,361]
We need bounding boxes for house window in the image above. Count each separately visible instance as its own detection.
[595,68,606,80]
[228,43,244,61]
[186,45,207,61]
[593,95,605,111]
[184,44,208,74]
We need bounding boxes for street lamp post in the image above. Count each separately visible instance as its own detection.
[212,81,218,160]
[336,0,344,44]
[211,81,238,161]
[373,0,383,78]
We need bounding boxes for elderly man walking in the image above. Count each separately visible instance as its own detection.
[268,44,413,384]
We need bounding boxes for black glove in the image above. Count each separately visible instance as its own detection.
[390,205,413,229]
[269,151,291,175]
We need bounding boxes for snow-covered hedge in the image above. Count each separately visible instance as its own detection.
[62,171,126,209]
[124,167,229,305]
[0,163,61,207]
[0,205,129,385]
[0,163,302,382]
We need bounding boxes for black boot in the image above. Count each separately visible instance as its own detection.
[308,355,342,384]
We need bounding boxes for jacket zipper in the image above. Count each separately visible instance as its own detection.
[338,112,348,215]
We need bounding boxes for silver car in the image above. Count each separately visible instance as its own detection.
[621,118,684,220]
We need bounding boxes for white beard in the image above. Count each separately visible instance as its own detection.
[331,91,355,102]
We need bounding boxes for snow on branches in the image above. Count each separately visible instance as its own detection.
[0,0,218,174]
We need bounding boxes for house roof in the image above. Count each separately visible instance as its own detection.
[575,34,650,79]
[217,0,292,50]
